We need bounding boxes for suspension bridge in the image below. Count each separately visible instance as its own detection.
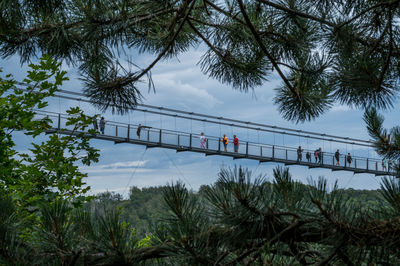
[35,89,395,177]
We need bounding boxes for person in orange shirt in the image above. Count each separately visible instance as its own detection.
[222,134,228,152]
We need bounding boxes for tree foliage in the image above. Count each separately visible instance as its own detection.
[364,108,400,177]
[0,56,99,209]
[2,165,399,265]
[1,0,399,121]
[0,195,167,266]
[155,166,400,265]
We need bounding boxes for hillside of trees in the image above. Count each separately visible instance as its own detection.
[91,182,387,239]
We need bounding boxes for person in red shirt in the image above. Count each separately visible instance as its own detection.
[233,135,239,152]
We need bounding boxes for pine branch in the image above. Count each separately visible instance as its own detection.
[237,0,300,101]
[257,0,334,27]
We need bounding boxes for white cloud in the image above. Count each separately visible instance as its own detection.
[330,104,351,112]
[80,160,148,171]
[99,160,148,169]
[148,71,223,109]
[82,168,150,174]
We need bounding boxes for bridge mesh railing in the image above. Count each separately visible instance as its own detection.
[34,110,394,174]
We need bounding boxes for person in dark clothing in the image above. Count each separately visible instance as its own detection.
[92,117,98,131]
[346,152,352,167]
[317,147,322,163]
[136,124,151,139]
[233,135,239,152]
[297,146,303,161]
[306,151,311,162]
[334,149,340,166]
[100,117,106,134]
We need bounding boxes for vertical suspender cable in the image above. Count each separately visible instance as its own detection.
[246,123,249,141]
[175,115,177,132]
[219,119,222,136]
[190,113,193,134]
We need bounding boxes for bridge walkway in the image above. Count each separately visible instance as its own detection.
[40,110,395,177]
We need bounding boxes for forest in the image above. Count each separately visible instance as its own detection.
[96,184,387,239]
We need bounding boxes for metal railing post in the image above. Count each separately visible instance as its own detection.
[206,139,209,149]
[127,125,130,140]
[189,134,192,148]
[218,138,221,152]
[333,156,335,166]
[260,146,262,157]
[272,146,275,159]
[178,135,180,146]
[147,130,150,141]
[285,149,288,160]
[376,161,378,171]
[321,153,324,164]
[115,125,118,137]
[345,156,347,167]
[159,129,162,144]
[246,142,249,156]
[355,159,357,168]
[367,159,369,170]
[57,113,61,130]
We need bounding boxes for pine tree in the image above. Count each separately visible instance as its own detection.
[1,0,399,120]
[156,166,400,265]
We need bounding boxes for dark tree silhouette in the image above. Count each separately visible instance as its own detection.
[1,0,399,119]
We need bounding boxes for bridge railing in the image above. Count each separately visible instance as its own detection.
[33,110,394,174]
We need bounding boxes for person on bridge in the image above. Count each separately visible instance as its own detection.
[314,149,319,163]
[100,117,106,134]
[200,132,207,149]
[222,134,228,152]
[318,147,322,163]
[306,151,311,162]
[335,149,340,166]
[346,153,352,167]
[233,135,239,152]
[92,117,98,132]
[137,124,151,140]
[297,146,303,161]
[382,159,387,171]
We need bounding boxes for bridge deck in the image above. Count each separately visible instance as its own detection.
[47,128,394,177]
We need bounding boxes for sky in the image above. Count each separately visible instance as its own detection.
[2,47,400,197]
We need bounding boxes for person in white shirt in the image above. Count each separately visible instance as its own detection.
[200,132,206,149]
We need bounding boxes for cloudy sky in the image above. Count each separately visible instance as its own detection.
[2,47,400,197]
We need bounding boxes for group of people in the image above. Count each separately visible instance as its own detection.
[93,117,106,134]
[93,121,393,172]
[199,133,239,152]
[297,146,353,166]
[93,117,152,139]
